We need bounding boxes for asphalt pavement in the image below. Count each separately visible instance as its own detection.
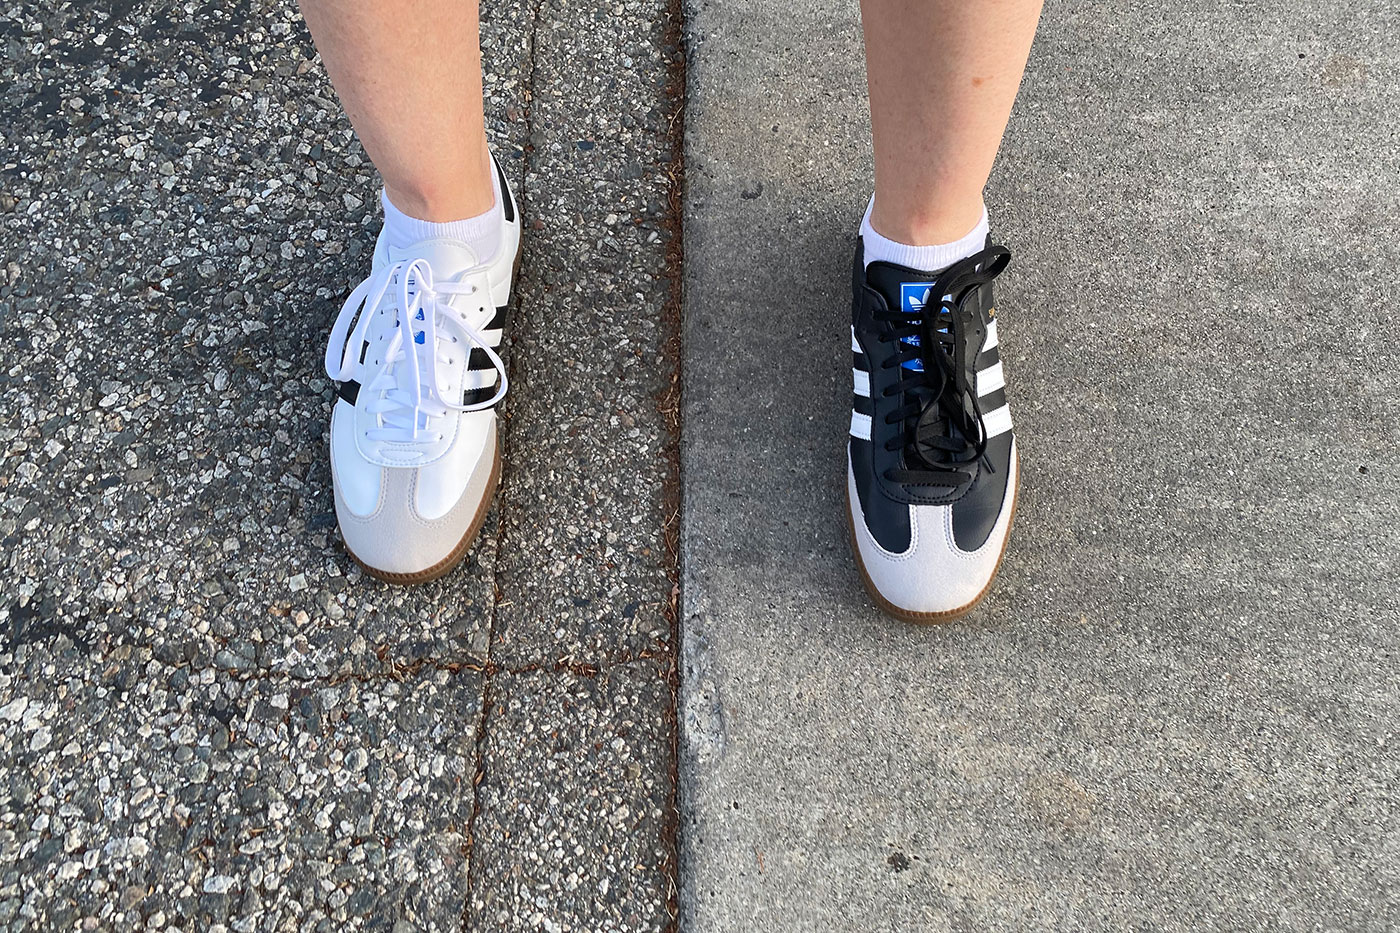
[0,0,682,929]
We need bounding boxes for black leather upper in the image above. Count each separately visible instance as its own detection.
[848,237,1014,553]
[493,154,516,224]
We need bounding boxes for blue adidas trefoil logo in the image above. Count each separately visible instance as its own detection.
[896,282,935,372]
[900,282,934,313]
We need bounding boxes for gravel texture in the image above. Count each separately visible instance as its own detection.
[471,0,685,925]
[490,0,683,670]
[468,660,677,933]
[0,649,481,932]
[0,0,683,927]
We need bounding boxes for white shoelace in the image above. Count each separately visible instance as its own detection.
[325,257,508,444]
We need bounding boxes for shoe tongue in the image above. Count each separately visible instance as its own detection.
[384,237,484,326]
[385,237,481,277]
[865,260,944,319]
[867,260,950,374]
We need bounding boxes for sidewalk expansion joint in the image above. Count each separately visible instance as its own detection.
[654,0,687,923]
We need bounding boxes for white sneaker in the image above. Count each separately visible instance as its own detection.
[324,160,522,583]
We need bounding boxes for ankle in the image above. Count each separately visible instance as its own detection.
[382,145,496,222]
[383,178,496,224]
[381,166,504,259]
[861,196,988,271]
[867,199,986,249]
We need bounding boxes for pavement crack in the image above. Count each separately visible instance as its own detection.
[460,0,546,925]
[461,648,501,929]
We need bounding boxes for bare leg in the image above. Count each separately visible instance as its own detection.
[860,0,1043,244]
[299,0,493,221]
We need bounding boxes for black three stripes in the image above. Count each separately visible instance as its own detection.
[494,156,516,224]
[461,345,498,406]
[336,306,510,407]
[462,306,508,405]
[482,307,508,331]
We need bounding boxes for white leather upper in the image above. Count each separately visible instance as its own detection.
[332,396,496,522]
[331,398,380,517]
[412,409,494,520]
[349,241,494,469]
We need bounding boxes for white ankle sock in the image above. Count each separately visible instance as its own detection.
[859,196,989,271]
[380,165,504,263]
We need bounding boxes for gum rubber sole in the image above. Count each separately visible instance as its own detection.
[846,462,1020,625]
[347,444,503,586]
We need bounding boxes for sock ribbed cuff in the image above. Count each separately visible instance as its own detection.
[859,196,989,271]
[380,164,503,259]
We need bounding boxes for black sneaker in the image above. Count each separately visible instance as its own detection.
[846,236,1019,621]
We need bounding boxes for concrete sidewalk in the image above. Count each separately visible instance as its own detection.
[679,0,1400,929]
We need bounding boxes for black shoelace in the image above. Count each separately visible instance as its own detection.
[874,245,1011,489]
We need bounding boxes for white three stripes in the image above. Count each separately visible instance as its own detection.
[979,362,1005,395]
[848,322,1012,441]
